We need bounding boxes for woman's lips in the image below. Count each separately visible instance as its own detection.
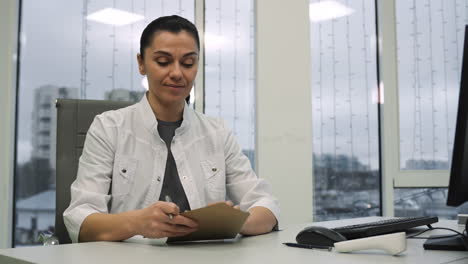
[164,84,184,88]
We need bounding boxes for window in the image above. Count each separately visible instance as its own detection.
[396,0,463,171]
[309,0,381,221]
[14,0,258,247]
[391,0,468,219]
[204,0,256,168]
[14,0,194,246]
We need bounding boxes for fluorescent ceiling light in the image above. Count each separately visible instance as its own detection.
[309,1,354,22]
[87,8,145,26]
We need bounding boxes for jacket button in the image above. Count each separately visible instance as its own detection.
[121,169,127,173]
[157,177,161,182]
[212,167,217,172]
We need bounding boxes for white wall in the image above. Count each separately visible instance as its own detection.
[256,0,313,225]
[378,0,397,217]
[0,0,18,249]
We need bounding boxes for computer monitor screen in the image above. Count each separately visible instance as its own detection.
[447,25,468,207]
[423,26,468,252]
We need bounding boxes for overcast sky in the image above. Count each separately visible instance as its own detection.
[16,0,465,172]
[309,0,465,170]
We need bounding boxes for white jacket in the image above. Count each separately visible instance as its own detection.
[64,95,280,243]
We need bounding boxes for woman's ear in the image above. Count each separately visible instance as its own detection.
[137,54,146,75]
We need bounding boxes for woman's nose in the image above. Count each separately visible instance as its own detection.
[169,63,183,80]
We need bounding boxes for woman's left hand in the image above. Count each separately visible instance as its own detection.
[207,202,276,235]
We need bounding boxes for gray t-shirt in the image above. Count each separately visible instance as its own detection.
[157,119,191,212]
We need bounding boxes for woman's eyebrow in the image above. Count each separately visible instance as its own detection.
[183,52,198,57]
[152,50,198,57]
[153,50,172,56]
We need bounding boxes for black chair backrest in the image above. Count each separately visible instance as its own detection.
[55,99,132,244]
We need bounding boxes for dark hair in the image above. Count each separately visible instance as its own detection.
[139,15,200,60]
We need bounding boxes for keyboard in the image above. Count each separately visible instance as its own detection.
[332,216,439,240]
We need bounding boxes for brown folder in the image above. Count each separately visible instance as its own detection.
[166,203,250,243]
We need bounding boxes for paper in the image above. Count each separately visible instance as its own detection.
[166,203,250,243]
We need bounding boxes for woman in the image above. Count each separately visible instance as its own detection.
[64,15,279,243]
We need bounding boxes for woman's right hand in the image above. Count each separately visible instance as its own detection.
[133,201,198,238]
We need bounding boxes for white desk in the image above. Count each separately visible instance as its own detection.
[1,217,467,264]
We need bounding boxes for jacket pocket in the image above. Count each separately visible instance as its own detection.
[201,159,220,180]
[112,155,138,196]
[200,159,225,201]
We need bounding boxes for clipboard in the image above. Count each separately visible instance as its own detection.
[166,203,250,243]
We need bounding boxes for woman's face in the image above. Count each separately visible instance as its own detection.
[138,30,199,106]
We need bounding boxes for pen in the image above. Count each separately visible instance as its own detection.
[165,195,174,220]
[283,242,332,251]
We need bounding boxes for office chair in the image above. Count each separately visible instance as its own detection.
[55,99,133,244]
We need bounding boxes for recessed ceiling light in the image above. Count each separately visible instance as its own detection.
[309,1,354,22]
[87,8,145,26]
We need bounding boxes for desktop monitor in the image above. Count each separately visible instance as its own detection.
[446,27,468,207]
[424,25,468,251]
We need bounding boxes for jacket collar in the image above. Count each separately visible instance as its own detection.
[138,93,192,135]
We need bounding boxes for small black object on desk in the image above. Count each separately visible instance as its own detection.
[283,242,332,251]
[295,226,347,247]
[423,221,468,251]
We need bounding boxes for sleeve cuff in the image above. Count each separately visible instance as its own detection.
[63,205,101,243]
[248,198,281,231]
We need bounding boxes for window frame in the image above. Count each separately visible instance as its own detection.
[194,0,205,113]
[0,0,19,249]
